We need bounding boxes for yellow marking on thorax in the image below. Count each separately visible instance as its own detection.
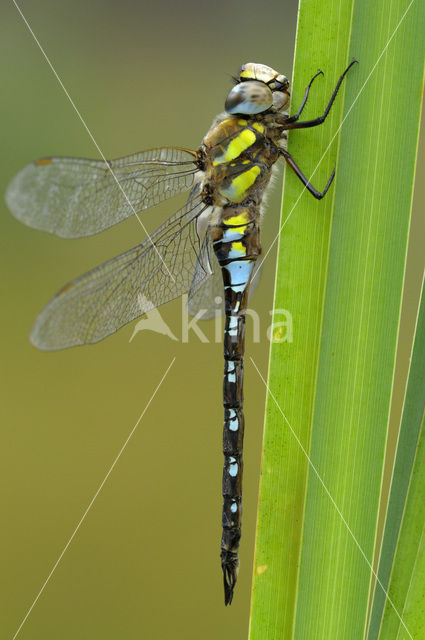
[230,159,250,166]
[221,165,261,203]
[238,119,247,126]
[220,117,235,127]
[252,122,265,133]
[213,129,256,165]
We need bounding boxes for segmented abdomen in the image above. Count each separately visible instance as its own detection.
[211,204,261,605]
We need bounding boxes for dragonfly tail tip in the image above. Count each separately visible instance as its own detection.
[221,551,239,606]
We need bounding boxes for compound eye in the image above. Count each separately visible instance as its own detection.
[272,90,290,110]
[225,81,273,115]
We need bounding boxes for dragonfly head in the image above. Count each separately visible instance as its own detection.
[225,62,290,115]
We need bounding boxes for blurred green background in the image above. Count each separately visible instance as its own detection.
[1,1,423,638]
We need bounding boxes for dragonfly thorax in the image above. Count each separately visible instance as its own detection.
[200,114,281,207]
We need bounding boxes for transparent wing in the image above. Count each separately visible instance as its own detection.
[31,196,209,350]
[6,147,199,238]
[187,229,262,320]
[188,232,223,319]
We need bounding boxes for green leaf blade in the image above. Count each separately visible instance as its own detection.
[249,1,425,638]
[369,274,425,639]
[249,1,355,637]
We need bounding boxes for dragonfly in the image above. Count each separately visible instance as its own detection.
[6,59,355,605]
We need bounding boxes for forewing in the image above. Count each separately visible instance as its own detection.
[6,147,198,238]
[31,196,209,350]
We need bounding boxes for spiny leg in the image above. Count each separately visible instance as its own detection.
[285,69,324,124]
[280,148,335,200]
[284,59,357,130]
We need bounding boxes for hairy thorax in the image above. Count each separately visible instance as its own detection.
[198,113,286,211]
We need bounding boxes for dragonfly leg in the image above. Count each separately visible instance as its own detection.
[285,69,324,124]
[280,149,335,199]
[284,59,357,130]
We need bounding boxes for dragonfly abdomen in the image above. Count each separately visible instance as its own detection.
[211,204,260,605]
